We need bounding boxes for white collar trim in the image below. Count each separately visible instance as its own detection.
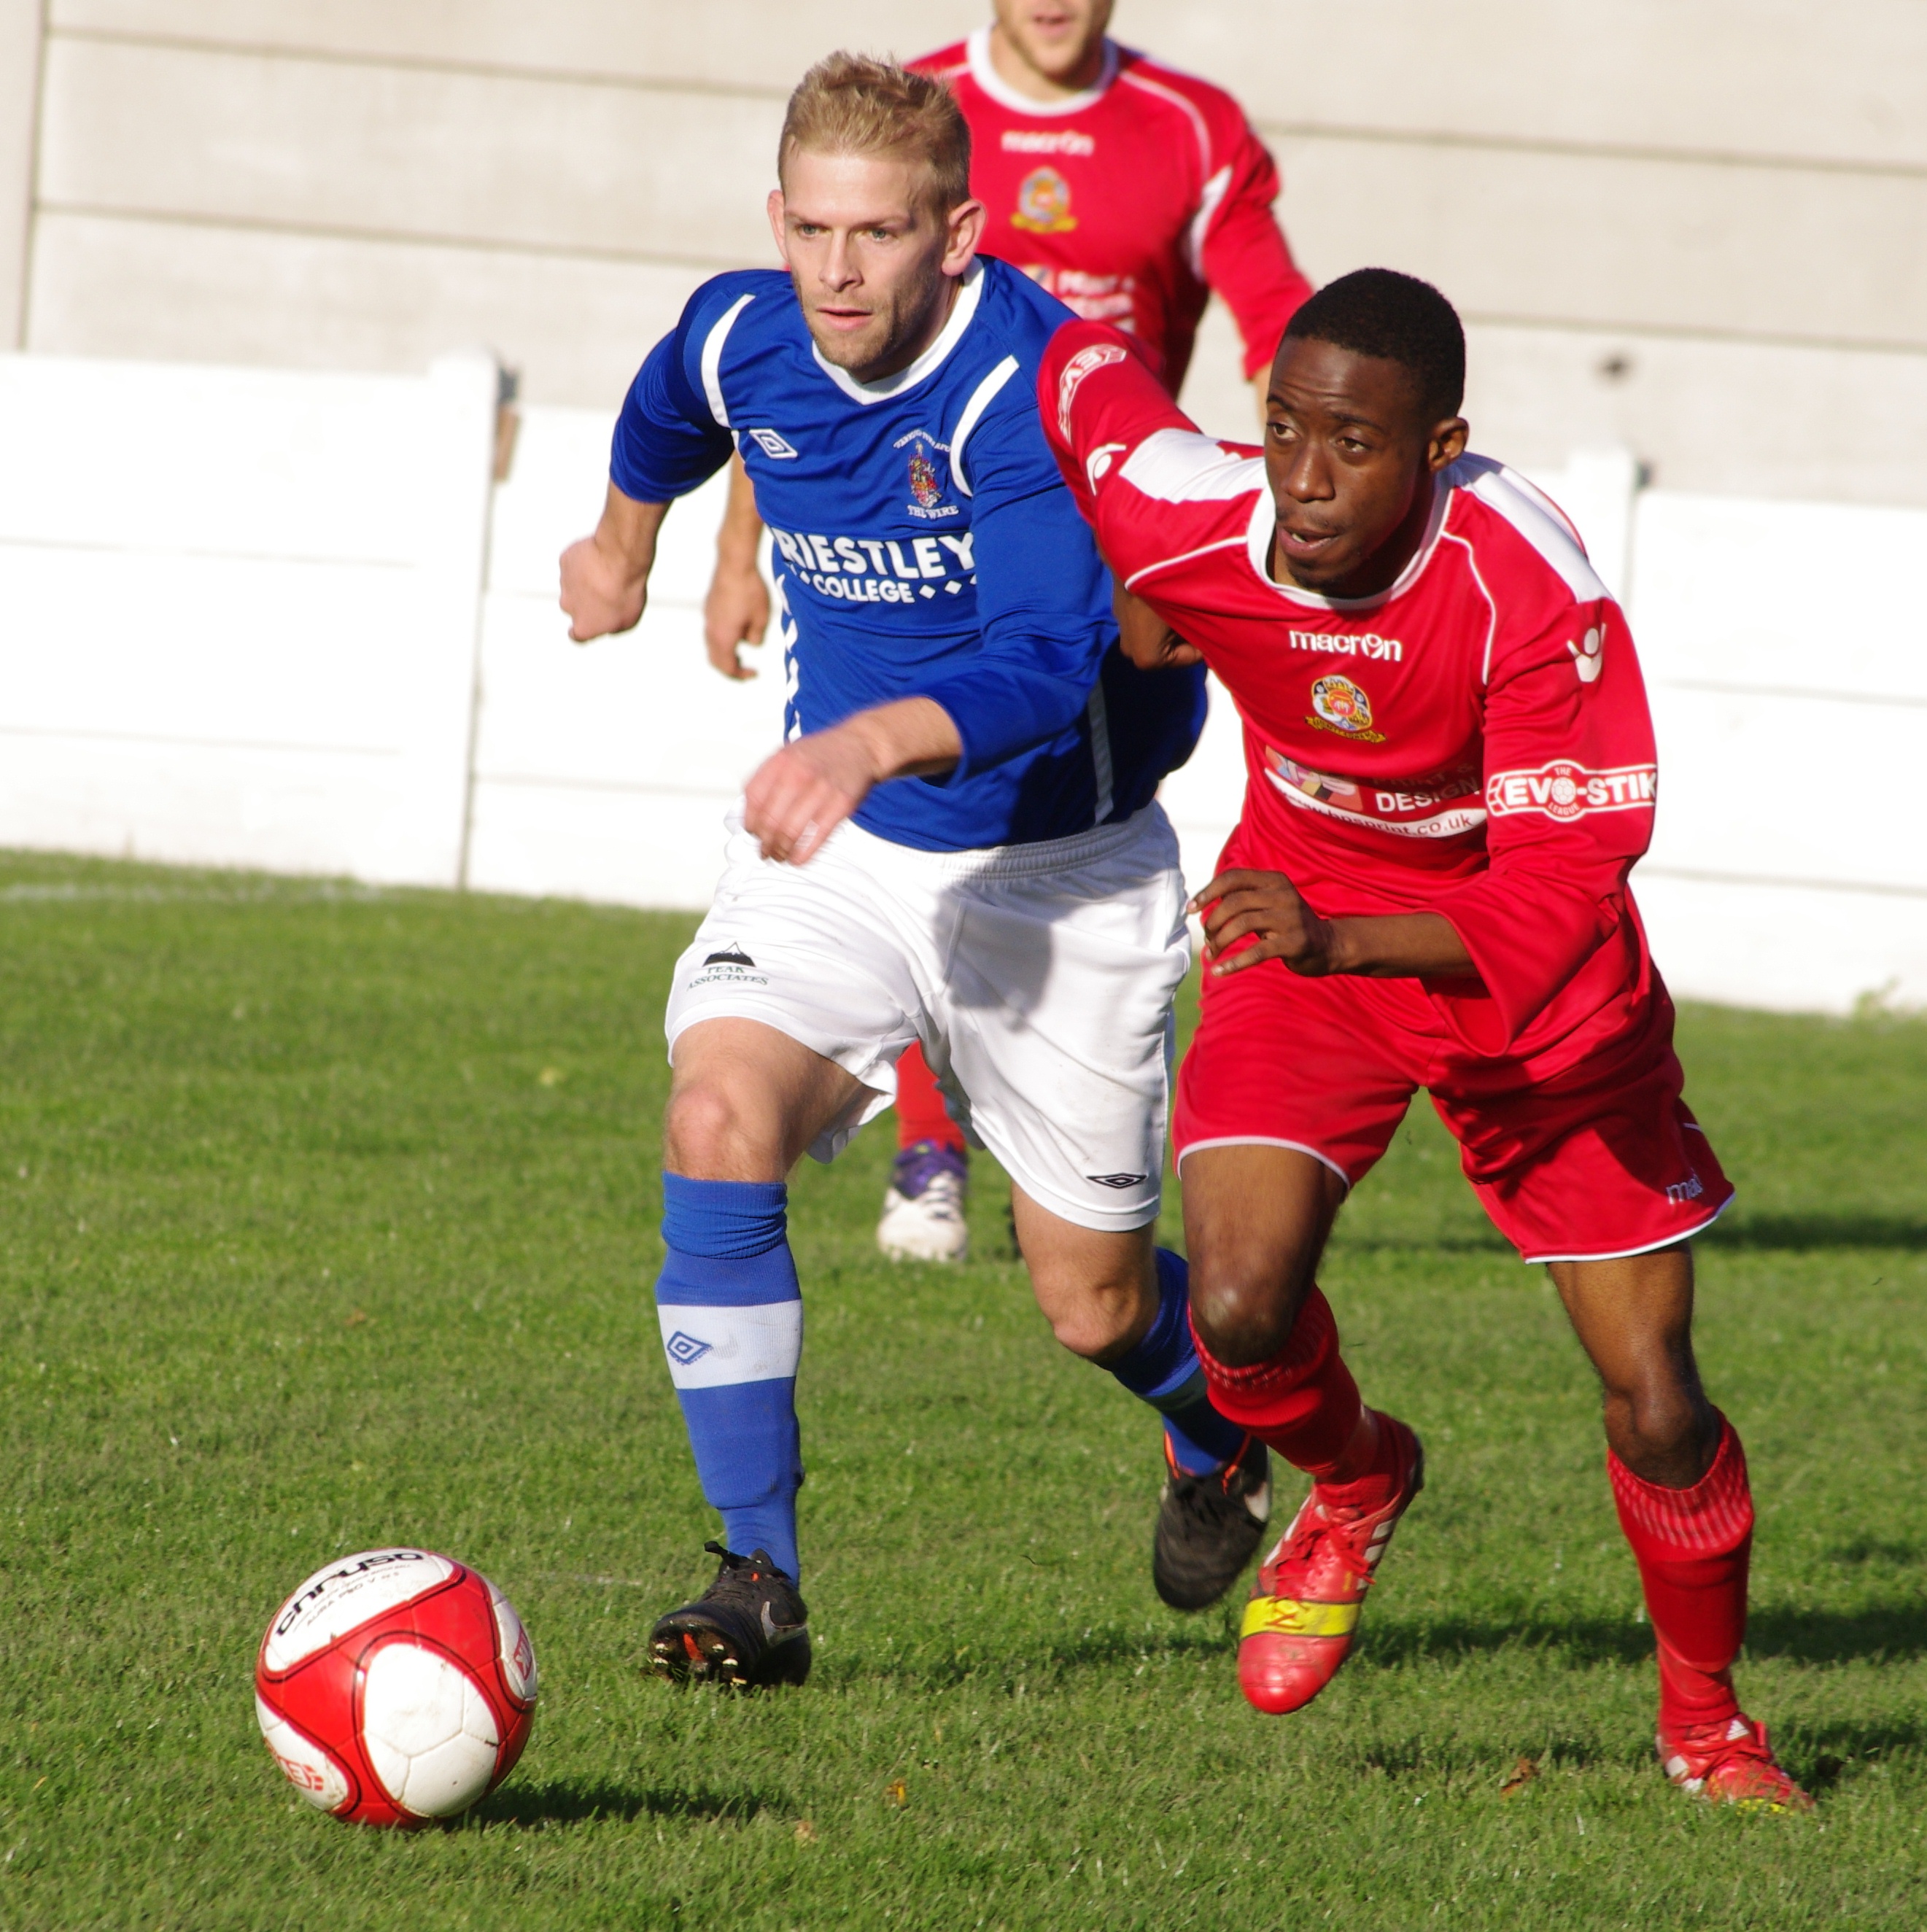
[810,259,985,405]
[1241,476,1452,610]
[965,25,1116,116]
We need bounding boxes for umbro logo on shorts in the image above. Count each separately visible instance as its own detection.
[665,1331,713,1366]
[1087,1172,1148,1189]
[704,946,756,968]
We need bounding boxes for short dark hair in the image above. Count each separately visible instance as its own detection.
[1283,268,1465,420]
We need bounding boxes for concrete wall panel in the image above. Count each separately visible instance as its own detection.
[49,1,1927,171]
[37,36,783,265]
[37,34,1927,352]
[1271,129,1927,350]
[0,0,42,346]
[25,212,702,403]
[1459,324,1927,508]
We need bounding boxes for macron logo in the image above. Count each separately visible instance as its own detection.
[745,428,799,460]
[665,1332,713,1367]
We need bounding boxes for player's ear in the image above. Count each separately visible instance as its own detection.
[941,198,987,278]
[767,188,789,263]
[1427,416,1470,472]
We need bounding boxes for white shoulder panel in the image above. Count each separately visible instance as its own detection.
[1119,427,1263,503]
[1450,454,1608,604]
[699,292,756,431]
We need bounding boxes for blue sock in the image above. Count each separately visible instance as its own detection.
[654,1174,804,1579]
[1107,1248,1249,1475]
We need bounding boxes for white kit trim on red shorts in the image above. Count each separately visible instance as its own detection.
[1176,1135,1352,1190]
[1521,1191,1735,1266]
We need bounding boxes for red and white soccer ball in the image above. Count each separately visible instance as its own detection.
[255,1547,538,1827]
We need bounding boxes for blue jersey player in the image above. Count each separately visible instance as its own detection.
[559,54,1266,1688]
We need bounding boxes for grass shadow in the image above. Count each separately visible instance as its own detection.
[475,1780,777,1828]
[1361,1601,1927,1671]
[1702,1211,1927,1252]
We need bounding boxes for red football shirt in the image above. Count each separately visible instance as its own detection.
[915,31,1312,394]
[1041,324,1666,1066]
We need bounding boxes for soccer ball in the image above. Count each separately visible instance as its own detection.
[255,1547,538,1827]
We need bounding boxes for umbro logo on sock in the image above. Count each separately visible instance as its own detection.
[704,946,756,968]
[1087,1172,1148,1189]
[665,1331,713,1366]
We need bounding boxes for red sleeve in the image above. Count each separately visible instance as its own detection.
[1430,601,1658,1054]
[1197,115,1314,379]
[1037,322,1214,581]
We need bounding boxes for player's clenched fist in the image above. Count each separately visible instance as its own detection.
[1191,868,1338,978]
[1113,583,1204,671]
[559,484,669,643]
[559,533,646,642]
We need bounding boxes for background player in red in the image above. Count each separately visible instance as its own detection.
[1042,270,1812,1812]
[703,0,1314,1268]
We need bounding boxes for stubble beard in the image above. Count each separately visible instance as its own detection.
[797,265,947,386]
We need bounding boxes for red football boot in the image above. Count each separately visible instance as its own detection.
[1659,1715,1814,1812]
[1237,1413,1424,1715]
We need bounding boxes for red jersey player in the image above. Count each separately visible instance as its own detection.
[704,0,1314,1268]
[1041,269,1812,1811]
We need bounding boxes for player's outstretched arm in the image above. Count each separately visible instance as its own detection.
[742,699,962,868]
[703,454,771,680]
[1193,868,1475,981]
[1037,324,1228,591]
[559,483,670,643]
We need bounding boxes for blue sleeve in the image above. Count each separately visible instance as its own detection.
[608,284,739,503]
[915,388,1114,780]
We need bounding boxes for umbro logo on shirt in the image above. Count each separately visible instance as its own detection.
[745,427,799,459]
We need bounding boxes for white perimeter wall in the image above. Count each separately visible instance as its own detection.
[1,349,1922,1016]
[4,2,1926,508]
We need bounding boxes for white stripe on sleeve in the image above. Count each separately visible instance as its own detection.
[699,292,757,431]
[948,354,1021,498]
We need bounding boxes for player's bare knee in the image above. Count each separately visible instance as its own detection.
[1031,1257,1153,1362]
[1189,1262,1309,1367]
[1045,1302,1133,1362]
[662,1079,769,1179]
[1604,1379,1709,1477]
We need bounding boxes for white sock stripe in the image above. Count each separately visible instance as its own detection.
[656,1301,803,1390]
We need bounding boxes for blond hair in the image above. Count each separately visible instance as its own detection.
[779,53,972,217]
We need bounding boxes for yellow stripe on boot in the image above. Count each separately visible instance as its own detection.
[1240,1596,1362,1640]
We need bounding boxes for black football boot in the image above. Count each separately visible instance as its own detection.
[648,1542,812,1688]
[1152,1432,1272,1610]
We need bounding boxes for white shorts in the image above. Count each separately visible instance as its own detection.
[664,802,1191,1233]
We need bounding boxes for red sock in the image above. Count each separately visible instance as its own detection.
[1190,1287,1366,1481]
[1609,1415,1753,1732]
[895,1042,965,1155]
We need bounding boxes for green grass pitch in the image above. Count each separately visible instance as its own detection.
[1,849,1922,1930]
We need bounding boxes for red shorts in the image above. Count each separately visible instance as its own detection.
[1171,961,1732,1264]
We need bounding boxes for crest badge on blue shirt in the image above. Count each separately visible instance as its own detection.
[893,430,956,521]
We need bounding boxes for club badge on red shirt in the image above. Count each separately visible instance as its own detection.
[1308,674,1385,742]
[1013,166,1077,233]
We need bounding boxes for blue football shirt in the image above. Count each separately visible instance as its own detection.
[610,255,1204,853]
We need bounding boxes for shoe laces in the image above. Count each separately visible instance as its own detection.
[1273,1500,1379,1588]
[1670,1712,1771,1765]
[702,1540,788,1603]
